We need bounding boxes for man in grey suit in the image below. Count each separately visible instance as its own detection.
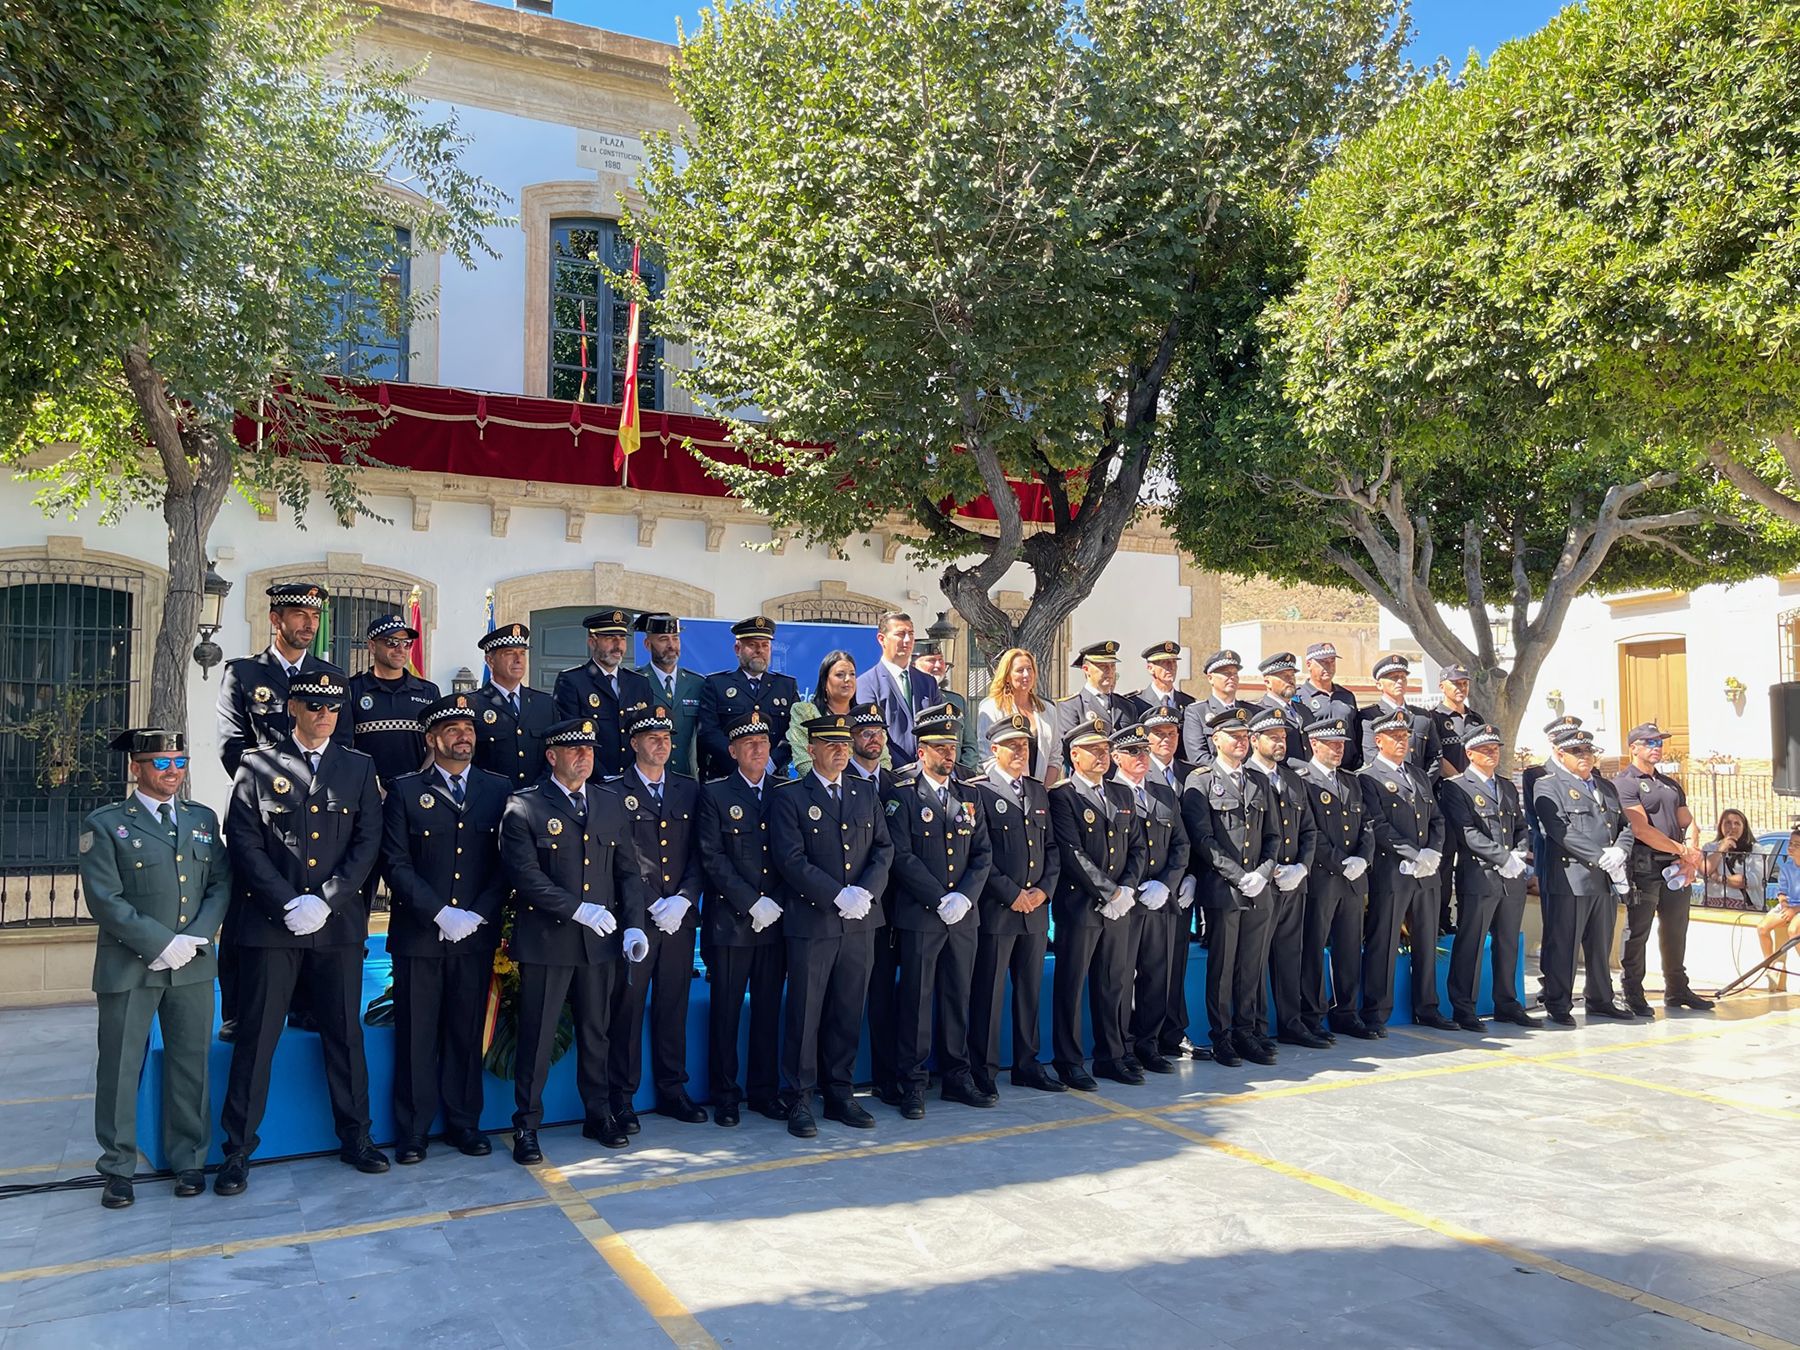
[854,610,939,767]
[635,612,706,777]
[79,730,231,1209]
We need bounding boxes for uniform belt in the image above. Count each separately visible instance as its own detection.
[356,719,423,734]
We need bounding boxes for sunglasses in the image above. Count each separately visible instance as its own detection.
[1640,739,1665,748]
[136,756,189,771]
[373,636,413,649]
[301,701,343,713]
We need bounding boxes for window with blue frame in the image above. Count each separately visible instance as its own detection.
[324,225,411,382]
[549,218,662,408]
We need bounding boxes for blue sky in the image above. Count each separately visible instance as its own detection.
[487,0,1575,65]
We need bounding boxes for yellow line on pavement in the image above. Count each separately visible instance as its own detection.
[1087,1092,1800,1350]
[0,1093,92,1108]
[0,1162,66,1180]
[1531,1060,1800,1121]
[529,1159,718,1350]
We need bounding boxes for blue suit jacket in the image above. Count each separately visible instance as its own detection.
[854,663,941,767]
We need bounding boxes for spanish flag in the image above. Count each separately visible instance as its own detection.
[405,585,425,677]
[614,241,643,480]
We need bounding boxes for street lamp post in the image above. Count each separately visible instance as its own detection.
[192,560,233,680]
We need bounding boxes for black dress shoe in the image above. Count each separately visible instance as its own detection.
[1493,1007,1542,1028]
[610,1101,642,1136]
[214,1151,250,1195]
[395,1139,428,1165]
[1586,1002,1634,1020]
[1625,998,1655,1019]
[173,1169,205,1198]
[750,1098,789,1122]
[1094,1059,1146,1086]
[1334,1019,1378,1041]
[1305,1022,1338,1044]
[1209,1041,1243,1068]
[874,1082,905,1107]
[823,1097,877,1129]
[1235,1038,1277,1067]
[1369,1023,1390,1039]
[1138,1051,1178,1074]
[1667,989,1716,1011]
[654,1094,709,1125]
[100,1176,134,1209]
[448,1129,493,1157]
[896,1088,926,1119]
[1453,1015,1487,1033]
[340,1137,391,1174]
[1057,1065,1099,1092]
[787,1103,818,1138]
[715,1101,740,1127]
[1276,1027,1332,1049]
[512,1129,543,1165]
[582,1114,630,1149]
[1548,1009,1577,1027]
[216,1019,237,1044]
[1010,1066,1067,1093]
[1120,1054,1144,1075]
[972,1073,999,1098]
[1414,1011,1458,1031]
[286,1009,319,1034]
[942,1078,998,1108]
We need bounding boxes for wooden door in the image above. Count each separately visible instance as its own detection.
[1618,639,1689,767]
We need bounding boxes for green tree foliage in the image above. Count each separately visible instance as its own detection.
[5,0,506,732]
[631,0,1423,666]
[1166,0,1800,743]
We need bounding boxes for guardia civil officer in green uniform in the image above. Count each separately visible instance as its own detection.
[79,730,231,1209]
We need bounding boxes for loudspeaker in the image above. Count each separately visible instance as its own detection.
[1773,682,1800,796]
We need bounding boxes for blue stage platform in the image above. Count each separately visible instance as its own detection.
[136,932,1520,1167]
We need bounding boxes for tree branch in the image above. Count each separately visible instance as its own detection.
[120,343,193,495]
[1707,440,1800,525]
[1463,519,1494,668]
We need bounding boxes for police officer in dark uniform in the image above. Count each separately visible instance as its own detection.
[635,613,706,777]
[1295,717,1377,1040]
[1181,705,1280,1066]
[553,609,657,780]
[1244,706,1322,1049]
[967,713,1063,1096]
[499,718,649,1161]
[471,623,559,788]
[1255,652,1310,760]
[770,712,894,1138]
[1358,707,1454,1032]
[1524,714,1587,879]
[1180,649,1254,768]
[883,704,994,1117]
[697,708,786,1127]
[1108,723,1190,1074]
[216,673,387,1195]
[380,694,510,1163]
[346,614,438,789]
[1614,721,1714,1015]
[698,616,802,782]
[1297,642,1361,772]
[1435,724,1537,1031]
[1053,641,1135,771]
[1124,640,1195,723]
[1048,716,1147,1088]
[1534,729,1635,1025]
[1142,708,1200,1055]
[214,581,350,1038]
[606,702,707,1131]
[1357,654,1441,776]
[845,702,905,1105]
[80,730,230,1209]
[1428,663,1483,934]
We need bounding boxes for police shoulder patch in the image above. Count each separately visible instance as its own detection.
[79,830,94,854]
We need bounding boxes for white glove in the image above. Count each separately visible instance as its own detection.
[1598,845,1627,873]
[648,895,692,935]
[1661,862,1686,887]
[833,887,862,918]
[434,908,483,943]
[573,902,616,936]
[937,892,972,924]
[1274,863,1307,892]
[1508,849,1529,873]
[1236,870,1268,899]
[1399,860,1417,878]
[1498,854,1527,880]
[622,927,650,962]
[1340,855,1369,882]
[149,934,207,972]
[1410,855,1439,879]
[846,885,875,909]
[748,896,783,932]
[1177,875,1197,909]
[283,893,330,935]
[1139,880,1170,911]
[1417,848,1442,872]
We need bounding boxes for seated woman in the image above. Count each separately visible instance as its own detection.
[787,649,888,777]
[1700,809,1758,909]
[976,646,1060,785]
[1756,827,1800,991]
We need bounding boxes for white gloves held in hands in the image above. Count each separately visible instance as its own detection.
[1138,880,1170,911]
[574,902,617,936]
[648,894,692,935]
[1498,851,1529,880]
[833,886,874,920]
[149,934,208,972]
[434,908,485,943]
[1340,855,1369,882]
[1099,886,1135,920]
[1236,870,1268,900]
[1177,875,1197,910]
[1597,845,1628,877]
[283,893,330,936]
[748,896,783,932]
[1274,863,1307,893]
[622,928,650,963]
[936,892,974,925]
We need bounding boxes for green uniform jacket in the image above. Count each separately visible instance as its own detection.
[78,797,232,994]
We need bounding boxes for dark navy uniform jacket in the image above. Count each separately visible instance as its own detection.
[1114,773,1190,893]
[1357,699,1442,778]
[768,773,894,939]
[1296,681,1361,770]
[216,650,352,775]
[380,764,509,958]
[966,767,1059,937]
[347,670,439,787]
[607,766,703,924]
[882,766,992,933]
[1297,757,1375,909]
[470,682,560,788]
[224,739,381,948]
[698,772,782,948]
[1533,762,1634,899]
[1358,755,1445,894]
[1181,764,1278,912]
[499,780,647,966]
[1246,758,1318,870]
[1048,775,1146,929]
[698,668,801,781]
[552,662,658,780]
[1429,703,1485,779]
[1437,767,1528,906]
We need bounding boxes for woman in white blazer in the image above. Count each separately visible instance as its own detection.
[976,647,1061,785]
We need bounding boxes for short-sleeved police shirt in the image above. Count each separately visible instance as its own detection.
[1611,764,1687,853]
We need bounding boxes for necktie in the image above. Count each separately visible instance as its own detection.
[650,781,664,811]
[306,751,320,777]
[937,783,951,812]
[752,782,762,804]
[829,782,841,806]
[900,668,912,703]
[509,690,520,717]
[448,774,465,806]
[607,673,618,700]
[663,674,675,701]
[1011,777,1026,809]
[157,802,173,831]
[569,788,586,820]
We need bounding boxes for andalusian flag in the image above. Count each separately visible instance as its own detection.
[309,595,332,663]
[614,241,643,483]
[406,585,425,677]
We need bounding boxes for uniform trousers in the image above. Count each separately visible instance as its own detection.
[1362,875,1440,1024]
[512,960,623,1131]
[392,949,491,1141]
[1164,904,1196,1053]
[1622,878,1693,1000]
[896,923,978,1089]
[1129,903,1181,1057]
[610,921,696,1103]
[1202,901,1272,1046]
[222,944,370,1156]
[1264,886,1309,1034]
[1447,884,1527,1019]
[1302,883,1364,1032]
[95,982,214,1178]
[782,929,874,1106]
[1050,916,1131,1070]
[864,925,901,1093]
[1540,891,1619,1014]
[703,942,785,1108]
[969,928,1047,1081]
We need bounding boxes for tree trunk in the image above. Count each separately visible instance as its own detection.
[146,424,233,736]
